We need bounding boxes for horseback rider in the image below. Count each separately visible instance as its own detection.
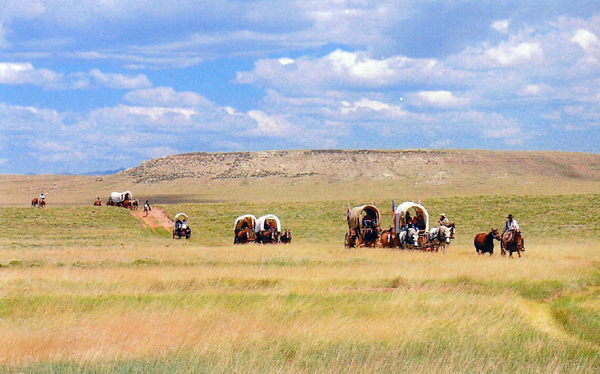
[502,214,520,237]
[39,192,45,203]
[501,214,520,247]
[438,213,450,227]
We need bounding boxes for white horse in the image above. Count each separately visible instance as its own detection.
[398,227,419,249]
[429,224,455,253]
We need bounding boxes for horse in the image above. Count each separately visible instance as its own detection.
[94,198,102,206]
[474,228,501,255]
[361,225,380,247]
[380,226,398,248]
[345,228,359,248]
[398,228,419,249]
[31,198,38,207]
[122,199,132,210]
[257,229,279,244]
[106,199,117,207]
[280,229,292,244]
[429,223,455,253]
[131,199,139,210]
[234,228,257,244]
[501,230,525,258]
[38,199,46,208]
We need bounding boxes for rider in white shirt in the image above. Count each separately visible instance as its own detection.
[502,214,520,234]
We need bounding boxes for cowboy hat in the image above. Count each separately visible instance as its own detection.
[507,214,513,219]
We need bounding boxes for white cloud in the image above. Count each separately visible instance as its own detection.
[413,91,469,108]
[491,19,510,33]
[247,110,295,136]
[0,62,62,86]
[572,29,599,50]
[485,42,543,67]
[87,69,151,89]
[237,49,468,92]
[340,98,406,116]
[124,87,211,107]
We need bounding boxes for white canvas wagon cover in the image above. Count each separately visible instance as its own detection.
[394,201,429,232]
[347,205,380,230]
[110,190,132,203]
[255,214,281,233]
[174,213,189,221]
[234,214,257,232]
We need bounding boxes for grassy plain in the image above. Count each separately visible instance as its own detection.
[1,191,600,373]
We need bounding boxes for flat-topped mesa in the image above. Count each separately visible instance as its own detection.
[121,149,600,184]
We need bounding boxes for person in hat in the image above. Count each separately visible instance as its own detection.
[502,214,520,235]
[501,214,521,248]
[438,213,450,227]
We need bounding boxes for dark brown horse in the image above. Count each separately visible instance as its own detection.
[94,198,102,206]
[234,228,257,244]
[131,199,139,210]
[257,229,279,244]
[345,228,359,248]
[280,229,292,244]
[474,228,501,255]
[361,226,380,248]
[501,230,525,258]
[31,198,38,207]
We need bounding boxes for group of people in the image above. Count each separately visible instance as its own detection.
[404,211,427,231]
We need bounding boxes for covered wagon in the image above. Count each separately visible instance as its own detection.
[173,212,191,239]
[255,214,282,244]
[345,204,381,248]
[108,191,133,207]
[233,214,257,244]
[393,201,436,250]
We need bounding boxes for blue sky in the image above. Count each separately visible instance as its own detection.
[1,0,600,174]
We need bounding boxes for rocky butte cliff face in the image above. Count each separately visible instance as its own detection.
[122,149,600,184]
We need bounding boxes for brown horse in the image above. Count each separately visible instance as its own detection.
[380,226,398,248]
[501,230,525,258]
[131,199,139,210]
[94,198,102,206]
[257,229,279,244]
[344,228,359,248]
[361,225,380,248]
[234,228,257,244]
[474,228,501,255]
[122,200,132,210]
[280,229,292,244]
[38,199,46,208]
[31,198,38,207]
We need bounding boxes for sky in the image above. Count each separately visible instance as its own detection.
[1,0,600,174]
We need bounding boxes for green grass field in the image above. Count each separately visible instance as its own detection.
[1,194,600,373]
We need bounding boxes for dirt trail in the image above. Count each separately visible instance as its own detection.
[132,207,173,232]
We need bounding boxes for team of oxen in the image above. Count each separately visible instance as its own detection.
[345,201,524,257]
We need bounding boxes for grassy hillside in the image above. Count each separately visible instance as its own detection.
[1,193,600,373]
